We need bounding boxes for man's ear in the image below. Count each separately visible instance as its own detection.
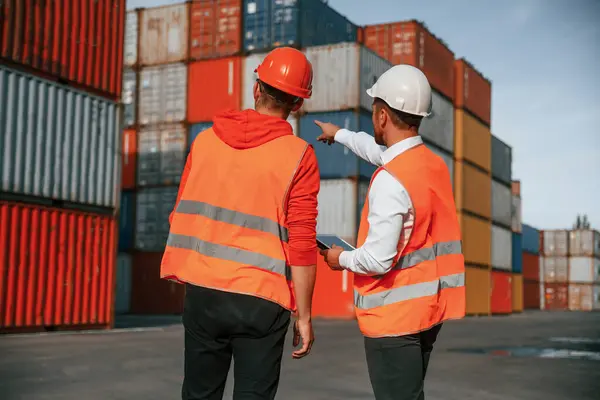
[253,81,260,101]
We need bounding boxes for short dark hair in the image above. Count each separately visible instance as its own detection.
[256,80,300,111]
[373,98,423,129]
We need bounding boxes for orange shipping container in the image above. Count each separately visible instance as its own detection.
[187,57,242,123]
[491,270,512,314]
[455,109,492,171]
[363,21,455,100]
[458,212,491,267]
[190,0,242,60]
[312,257,355,319]
[1,202,116,332]
[512,274,523,312]
[121,129,137,189]
[512,180,521,197]
[454,59,492,126]
[454,160,491,219]
[465,266,490,315]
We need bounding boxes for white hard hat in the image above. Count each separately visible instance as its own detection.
[366,65,432,117]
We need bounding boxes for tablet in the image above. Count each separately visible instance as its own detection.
[316,235,355,251]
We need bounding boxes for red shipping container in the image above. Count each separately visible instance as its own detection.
[363,20,455,100]
[187,56,242,123]
[1,202,117,332]
[190,0,242,60]
[121,129,137,189]
[454,59,492,126]
[522,252,540,281]
[491,270,512,314]
[523,280,541,309]
[312,257,355,319]
[541,282,569,311]
[0,0,125,101]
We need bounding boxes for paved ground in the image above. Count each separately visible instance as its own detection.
[1,311,599,399]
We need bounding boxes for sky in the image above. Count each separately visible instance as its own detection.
[127,0,600,230]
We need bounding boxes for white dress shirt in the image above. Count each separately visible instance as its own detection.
[334,129,422,276]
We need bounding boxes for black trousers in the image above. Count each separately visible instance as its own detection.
[182,284,291,400]
[364,324,443,400]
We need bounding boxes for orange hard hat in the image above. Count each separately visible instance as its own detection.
[255,47,313,99]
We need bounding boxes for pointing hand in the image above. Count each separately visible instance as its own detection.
[314,120,341,146]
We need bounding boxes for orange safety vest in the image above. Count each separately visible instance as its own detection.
[354,143,465,337]
[160,128,309,311]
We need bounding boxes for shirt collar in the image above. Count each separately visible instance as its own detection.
[381,136,423,165]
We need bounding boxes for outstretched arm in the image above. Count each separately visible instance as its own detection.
[314,120,386,166]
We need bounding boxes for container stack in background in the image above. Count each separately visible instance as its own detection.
[522,223,542,309]
[510,181,524,312]
[567,230,600,311]
[540,230,570,310]
[1,0,126,333]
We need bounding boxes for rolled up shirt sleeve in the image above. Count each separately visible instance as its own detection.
[334,129,387,166]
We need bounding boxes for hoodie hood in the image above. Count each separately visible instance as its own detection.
[212,109,294,149]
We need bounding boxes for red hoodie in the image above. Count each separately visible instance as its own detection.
[170,109,320,266]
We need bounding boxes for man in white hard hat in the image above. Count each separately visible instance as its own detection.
[315,64,465,400]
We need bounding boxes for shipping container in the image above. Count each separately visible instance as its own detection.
[190,0,242,60]
[523,252,540,282]
[542,230,569,256]
[130,252,185,314]
[243,0,357,52]
[454,160,491,219]
[139,63,187,125]
[124,10,139,67]
[137,124,187,187]
[301,43,392,113]
[363,21,455,100]
[135,187,179,251]
[491,135,511,186]
[1,66,119,209]
[465,266,490,315]
[115,253,132,314]
[569,229,600,257]
[313,257,355,319]
[139,4,189,66]
[454,109,492,172]
[491,225,512,271]
[522,224,540,254]
[512,274,523,312]
[122,68,137,128]
[299,111,378,179]
[426,144,454,184]
[0,202,116,331]
[512,233,523,273]
[0,0,125,100]
[491,271,512,314]
[491,180,511,228]
[568,257,600,283]
[594,286,600,310]
[188,56,242,123]
[420,90,454,153]
[454,59,492,126]
[511,194,522,233]
[458,213,491,267]
[316,179,370,240]
[540,256,569,283]
[524,281,541,309]
[118,191,135,252]
[121,129,137,190]
[568,284,593,311]
[512,180,520,196]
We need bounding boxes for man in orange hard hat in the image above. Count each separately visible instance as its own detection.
[161,47,320,400]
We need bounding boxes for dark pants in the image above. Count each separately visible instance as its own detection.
[364,324,443,400]
[182,284,291,400]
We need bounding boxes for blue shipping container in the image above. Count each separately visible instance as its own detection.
[522,224,540,254]
[119,191,135,251]
[512,233,523,273]
[299,110,378,179]
[189,122,214,152]
[243,0,357,52]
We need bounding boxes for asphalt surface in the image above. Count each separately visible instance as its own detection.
[1,311,599,399]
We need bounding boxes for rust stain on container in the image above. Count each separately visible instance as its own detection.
[454,109,492,172]
[512,274,523,312]
[458,212,491,267]
[139,3,189,66]
[465,266,490,315]
[541,282,569,311]
[454,58,492,126]
[190,0,242,60]
[454,160,491,219]
[122,129,137,190]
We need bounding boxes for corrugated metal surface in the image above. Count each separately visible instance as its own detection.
[300,111,377,179]
[118,191,134,252]
[568,257,600,283]
[511,194,522,233]
[512,274,523,312]
[465,266,490,315]
[137,124,187,187]
[569,230,600,257]
[302,44,392,113]
[313,256,355,319]
[124,11,139,67]
[426,145,454,184]
[420,90,454,153]
[522,224,540,254]
[139,4,189,66]
[523,252,540,281]
[512,233,523,273]
[135,187,178,251]
[491,225,512,271]
[0,202,116,331]
[139,63,187,125]
[594,286,600,310]
[541,256,569,283]
[458,213,491,267]
[454,59,492,126]
[568,284,593,311]
[491,135,511,185]
[122,68,137,128]
[454,109,491,172]
[524,281,540,309]
[542,230,569,256]
[188,57,242,123]
[1,66,119,208]
[115,253,132,314]
[491,271,512,314]
[190,0,242,60]
[491,180,511,227]
[454,160,491,219]
[1,0,125,100]
[317,179,358,239]
[121,129,137,190]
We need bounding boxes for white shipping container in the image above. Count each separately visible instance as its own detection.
[115,253,133,314]
[0,66,119,208]
[122,68,137,127]
[317,179,359,239]
[568,257,600,283]
[543,230,569,256]
[124,11,139,67]
[139,63,187,125]
[491,225,512,270]
[540,256,569,282]
[511,194,522,233]
[568,284,593,311]
[426,145,454,187]
[420,90,454,153]
[539,281,545,310]
[135,187,179,251]
[569,230,600,257]
[302,43,392,113]
[491,180,512,228]
[139,4,189,66]
[137,123,186,187]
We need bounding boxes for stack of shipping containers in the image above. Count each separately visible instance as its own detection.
[1,0,126,332]
[512,181,524,311]
[522,223,542,309]
[567,230,600,311]
[540,230,570,310]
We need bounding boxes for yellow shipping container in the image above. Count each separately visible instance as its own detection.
[454,160,491,219]
[458,212,491,267]
[466,266,491,315]
[455,109,491,171]
[512,274,524,312]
